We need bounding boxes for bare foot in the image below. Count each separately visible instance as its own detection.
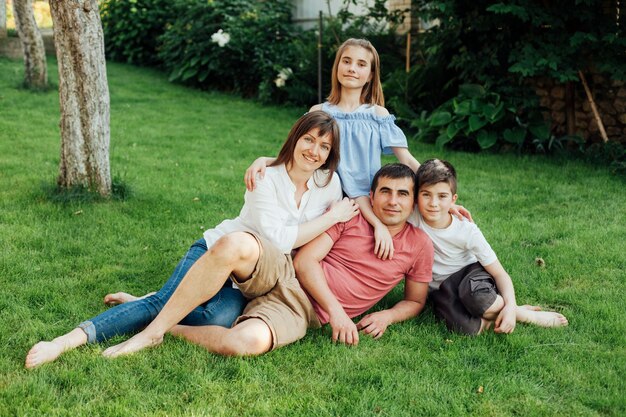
[25,341,64,369]
[520,304,542,311]
[477,318,493,335]
[104,291,156,306]
[102,333,163,358]
[519,309,568,328]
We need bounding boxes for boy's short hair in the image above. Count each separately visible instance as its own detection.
[370,163,416,195]
[416,159,457,194]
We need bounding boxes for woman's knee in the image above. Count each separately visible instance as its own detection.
[221,319,272,356]
[208,232,260,265]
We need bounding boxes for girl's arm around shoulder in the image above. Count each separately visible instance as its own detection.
[309,103,323,112]
[392,147,420,172]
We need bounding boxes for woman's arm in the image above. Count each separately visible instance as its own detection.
[293,197,359,249]
[246,174,358,252]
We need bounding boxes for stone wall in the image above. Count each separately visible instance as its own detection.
[532,74,626,143]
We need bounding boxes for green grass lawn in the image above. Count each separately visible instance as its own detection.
[1,57,624,417]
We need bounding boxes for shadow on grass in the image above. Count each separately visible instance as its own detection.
[40,175,133,203]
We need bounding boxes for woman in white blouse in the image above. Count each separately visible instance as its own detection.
[26,111,359,369]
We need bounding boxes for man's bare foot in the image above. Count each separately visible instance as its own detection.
[519,309,568,328]
[102,333,163,358]
[25,341,64,369]
[104,291,156,306]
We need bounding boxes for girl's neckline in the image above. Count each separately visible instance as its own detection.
[329,102,371,113]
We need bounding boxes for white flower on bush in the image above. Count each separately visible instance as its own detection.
[211,29,230,47]
[274,67,293,88]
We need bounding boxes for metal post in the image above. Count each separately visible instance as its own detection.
[318,10,323,104]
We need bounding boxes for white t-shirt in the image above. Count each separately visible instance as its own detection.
[203,165,342,254]
[409,210,498,289]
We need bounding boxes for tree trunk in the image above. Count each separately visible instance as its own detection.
[49,0,111,196]
[12,0,48,88]
[1,1,7,38]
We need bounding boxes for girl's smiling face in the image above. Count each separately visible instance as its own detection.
[336,45,373,90]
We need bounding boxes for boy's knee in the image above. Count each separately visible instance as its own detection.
[458,269,498,318]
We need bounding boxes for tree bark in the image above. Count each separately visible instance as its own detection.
[49,0,111,196]
[12,0,48,88]
[1,1,7,38]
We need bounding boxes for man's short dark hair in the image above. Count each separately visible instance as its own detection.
[370,163,416,195]
[416,159,457,194]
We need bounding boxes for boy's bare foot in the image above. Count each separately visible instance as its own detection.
[25,341,64,369]
[477,318,493,335]
[102,333,163,358]
[519,309,568,328]
[519,304,542,311]
[104,291,156,306]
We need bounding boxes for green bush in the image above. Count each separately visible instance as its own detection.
[98,0,407,105]
[157,0,298,101]
[100,0,179,66]
[412,83,581,153]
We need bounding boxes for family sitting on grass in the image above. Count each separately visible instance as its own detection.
[25,38,567,369]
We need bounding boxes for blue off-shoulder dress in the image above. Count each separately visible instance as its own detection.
[321,102,408,198]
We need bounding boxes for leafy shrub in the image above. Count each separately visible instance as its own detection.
[412,84,569,152]
[100,0,179,66]
[158,0,298,101]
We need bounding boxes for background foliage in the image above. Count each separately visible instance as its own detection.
[391,0,626,153]
[96,0,626,166]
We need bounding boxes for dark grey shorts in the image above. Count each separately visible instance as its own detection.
[430,262,498,335]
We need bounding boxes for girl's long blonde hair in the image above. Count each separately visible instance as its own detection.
[326,38,384,107]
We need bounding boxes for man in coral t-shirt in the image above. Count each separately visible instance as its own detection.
[101,164,433,358]
[295,163,433,345]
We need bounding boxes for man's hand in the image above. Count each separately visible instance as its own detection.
[356,311,391,339]
[329,310,359,346]
[494,304,517,334]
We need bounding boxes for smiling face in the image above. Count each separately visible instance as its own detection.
[336,45,373,91]
[291,128,333,175]
[370,176,415,229]
[417,181,458,229]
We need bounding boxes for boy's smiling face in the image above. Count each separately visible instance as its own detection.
[417,181,458,229]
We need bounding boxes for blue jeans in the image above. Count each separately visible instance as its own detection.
[78,239,247,343]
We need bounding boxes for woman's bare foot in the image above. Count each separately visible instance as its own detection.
[102,332,163,358]
[25,341,65,369]
[25,328,88,369]
[518,308,568,327]
[104,291,156,306]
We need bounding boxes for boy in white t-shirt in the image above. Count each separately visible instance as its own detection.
[412,159,568,335]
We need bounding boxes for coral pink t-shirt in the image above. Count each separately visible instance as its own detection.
[311,214,433,324]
